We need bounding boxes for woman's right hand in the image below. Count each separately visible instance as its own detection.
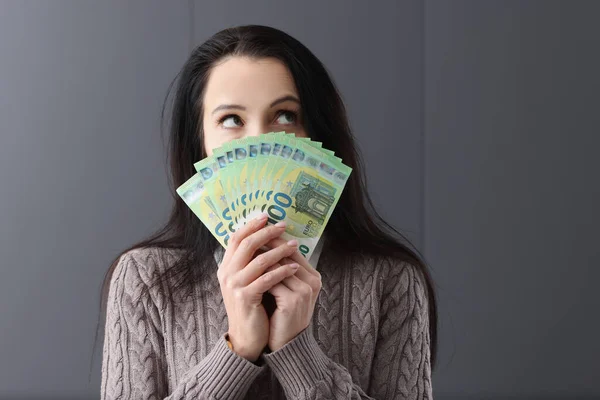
[217,213,300,362]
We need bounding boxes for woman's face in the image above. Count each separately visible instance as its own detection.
[201,56,308,156]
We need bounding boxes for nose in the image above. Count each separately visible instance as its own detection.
[246,123,270,138]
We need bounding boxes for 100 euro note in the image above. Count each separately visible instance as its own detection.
[246,133,279,222]
[217,140,245,229]
[193,134,276,231]
[176,171,231,247]
[193,148,242,243]
[201,137,269,230]
[182,132,352,261]
[237,132,286,226]
[232,137,254,225]
[206,147,236,234]
[243,136,260,221]
[260,137,352,261]
[245,134,277,223]
[192,145,237,235]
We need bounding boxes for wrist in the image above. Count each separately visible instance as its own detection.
[226,332,260,362]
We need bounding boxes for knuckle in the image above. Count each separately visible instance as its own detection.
[224,276,236,291]
[302,285,313,298]
[292,294,303,306]
[264,264,277,274]
[310,276,322,290]
[270,225,283,235]
[285,247,297,255]
[240,237,255,252]
[228,232,239,246]
[233,288,246,301]
[261,271,274,284]
[255,253,269,268]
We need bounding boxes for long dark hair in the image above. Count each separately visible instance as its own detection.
[91,24,438,379]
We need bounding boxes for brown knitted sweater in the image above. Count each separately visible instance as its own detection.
[101,243,432,399]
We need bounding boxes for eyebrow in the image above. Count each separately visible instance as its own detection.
[211,95,300,115]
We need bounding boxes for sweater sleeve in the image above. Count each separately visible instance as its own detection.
[101,252,267,400]
[260,261,433,399]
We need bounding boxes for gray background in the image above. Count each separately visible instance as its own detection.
[0,1,598,399]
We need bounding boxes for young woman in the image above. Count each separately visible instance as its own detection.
[99,25,437,399]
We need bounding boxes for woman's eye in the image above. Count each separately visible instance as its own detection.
[276,111,297,125]
[220,115,243,128]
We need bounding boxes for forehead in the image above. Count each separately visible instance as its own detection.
[203,56,298,108]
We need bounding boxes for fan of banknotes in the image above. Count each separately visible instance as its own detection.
[176,131,352,261]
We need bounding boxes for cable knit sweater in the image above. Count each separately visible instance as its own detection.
[101,240,432,399]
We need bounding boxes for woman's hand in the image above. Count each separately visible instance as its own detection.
[263,237,323,352]
[217,214,300,362]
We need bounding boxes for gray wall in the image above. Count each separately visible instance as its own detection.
[0,0,598,399]
[0,1,189,398]
[425,1,600,398]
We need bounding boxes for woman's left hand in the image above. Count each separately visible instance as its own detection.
[264,238,322,352]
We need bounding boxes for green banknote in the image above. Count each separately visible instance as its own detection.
[178,131,352,261]
[176,171,230,247]
[261,137,351,259]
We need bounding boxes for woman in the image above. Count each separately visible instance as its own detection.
[99,25,437,399]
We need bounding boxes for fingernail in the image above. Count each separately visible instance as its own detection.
[287,239,298,247]
[275,221,286,228]
[290,263,299,269]
[257,213,268,222]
